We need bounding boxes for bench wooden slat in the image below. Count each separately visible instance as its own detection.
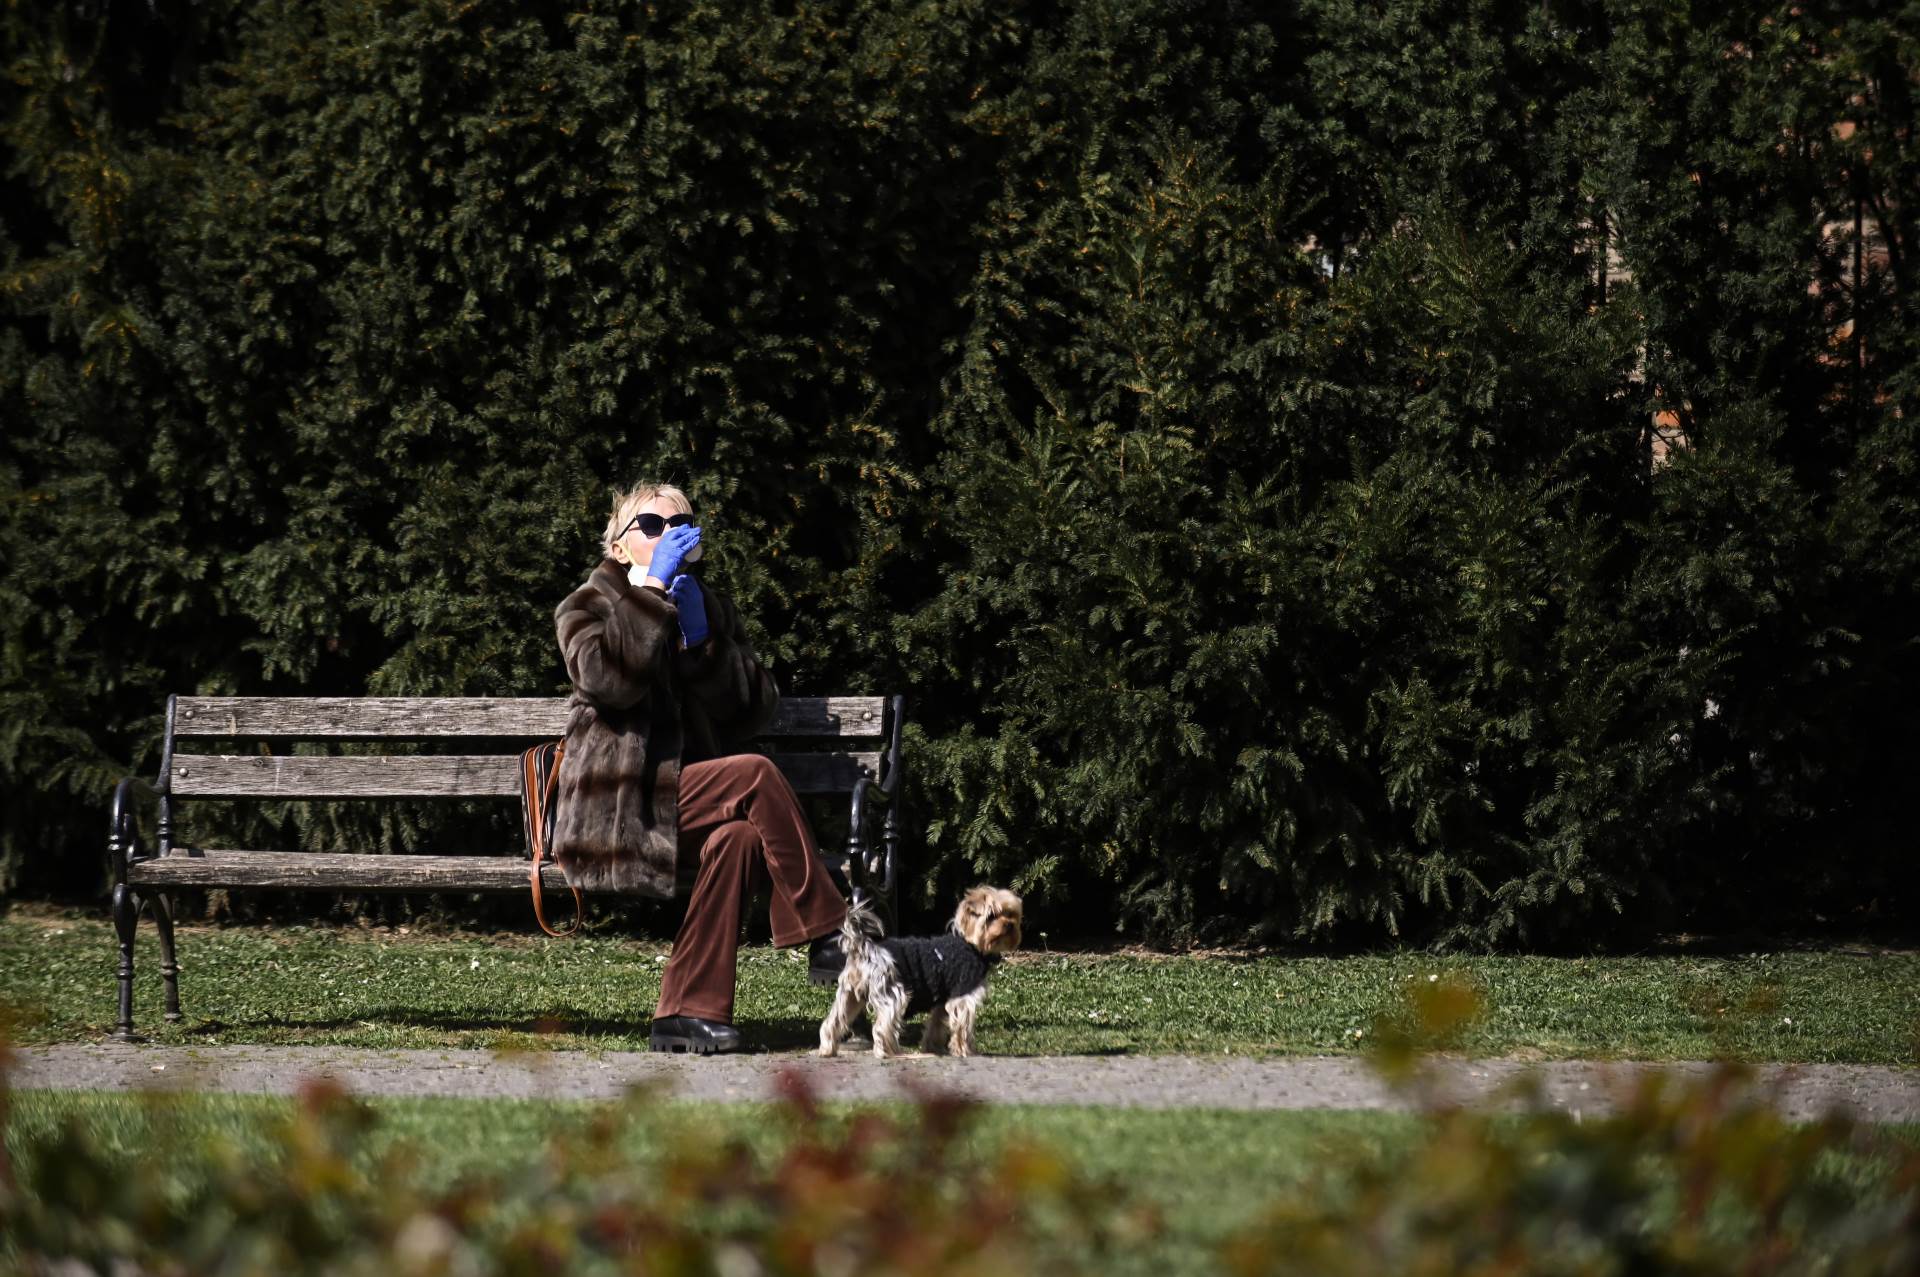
[167,751,882,798]
[130,852,591,893]
[770,698,889,737]
[174,698,566,738]
[171,696,888,739]
[169,755,519,797]
[755,752,884,794]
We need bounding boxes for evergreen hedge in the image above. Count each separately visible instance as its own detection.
[3,0,1915,945]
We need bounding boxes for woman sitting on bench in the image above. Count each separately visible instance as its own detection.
[551,482,848,1054]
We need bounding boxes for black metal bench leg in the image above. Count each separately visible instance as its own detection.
[111,882,141,1041]
[153,891,182,1022]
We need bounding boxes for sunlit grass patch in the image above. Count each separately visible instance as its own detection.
[2,909,1915,1063]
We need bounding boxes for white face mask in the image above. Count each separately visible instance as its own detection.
[627,562,648,587]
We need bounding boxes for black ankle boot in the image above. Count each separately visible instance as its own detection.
[807,932,846,986]
[649,1015,742,1055]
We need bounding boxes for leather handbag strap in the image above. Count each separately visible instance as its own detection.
[524,742,584,938]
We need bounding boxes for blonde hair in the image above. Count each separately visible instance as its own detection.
[602,483,694,559]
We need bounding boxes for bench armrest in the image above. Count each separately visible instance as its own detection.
[108,777,159,884]
[844,771,894,902]
[847,695,908,902]
[848,776,885,897]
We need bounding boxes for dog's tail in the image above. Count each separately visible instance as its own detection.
[837,899,887,972]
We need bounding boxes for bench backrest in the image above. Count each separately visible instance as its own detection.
[160,696,897,800]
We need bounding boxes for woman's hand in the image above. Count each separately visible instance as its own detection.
[669,575,710,648]
[648,524,701,584]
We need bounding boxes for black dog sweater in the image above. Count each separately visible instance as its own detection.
[882,933,999,1016]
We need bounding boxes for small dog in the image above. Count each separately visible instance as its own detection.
[818,886,1023,1059]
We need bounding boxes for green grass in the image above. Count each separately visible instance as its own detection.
[4,1087,1423,1275]
[3,908,1916,1063]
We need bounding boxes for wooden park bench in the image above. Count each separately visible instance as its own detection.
[104,694,905,1040]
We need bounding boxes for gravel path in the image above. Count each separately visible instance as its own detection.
[11,1044,1918,1121]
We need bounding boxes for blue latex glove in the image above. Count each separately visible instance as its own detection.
[646,523,701,584]
[669,574,710,648]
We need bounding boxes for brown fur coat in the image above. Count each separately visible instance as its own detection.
[550,558,779,896]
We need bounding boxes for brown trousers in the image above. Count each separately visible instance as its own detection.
[654,753,847,1023]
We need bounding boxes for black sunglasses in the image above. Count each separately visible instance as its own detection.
[617,511,695,539]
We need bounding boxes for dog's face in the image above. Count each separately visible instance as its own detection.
[954,886,1023,955]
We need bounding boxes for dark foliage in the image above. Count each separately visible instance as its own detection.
[3,0,1915,945]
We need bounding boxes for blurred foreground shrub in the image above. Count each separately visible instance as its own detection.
[1228,982,1920,1276]
[0,1056,1157,1275]
[3,990,1916,1276]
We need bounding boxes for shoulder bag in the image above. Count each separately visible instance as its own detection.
[518,740,584,938]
